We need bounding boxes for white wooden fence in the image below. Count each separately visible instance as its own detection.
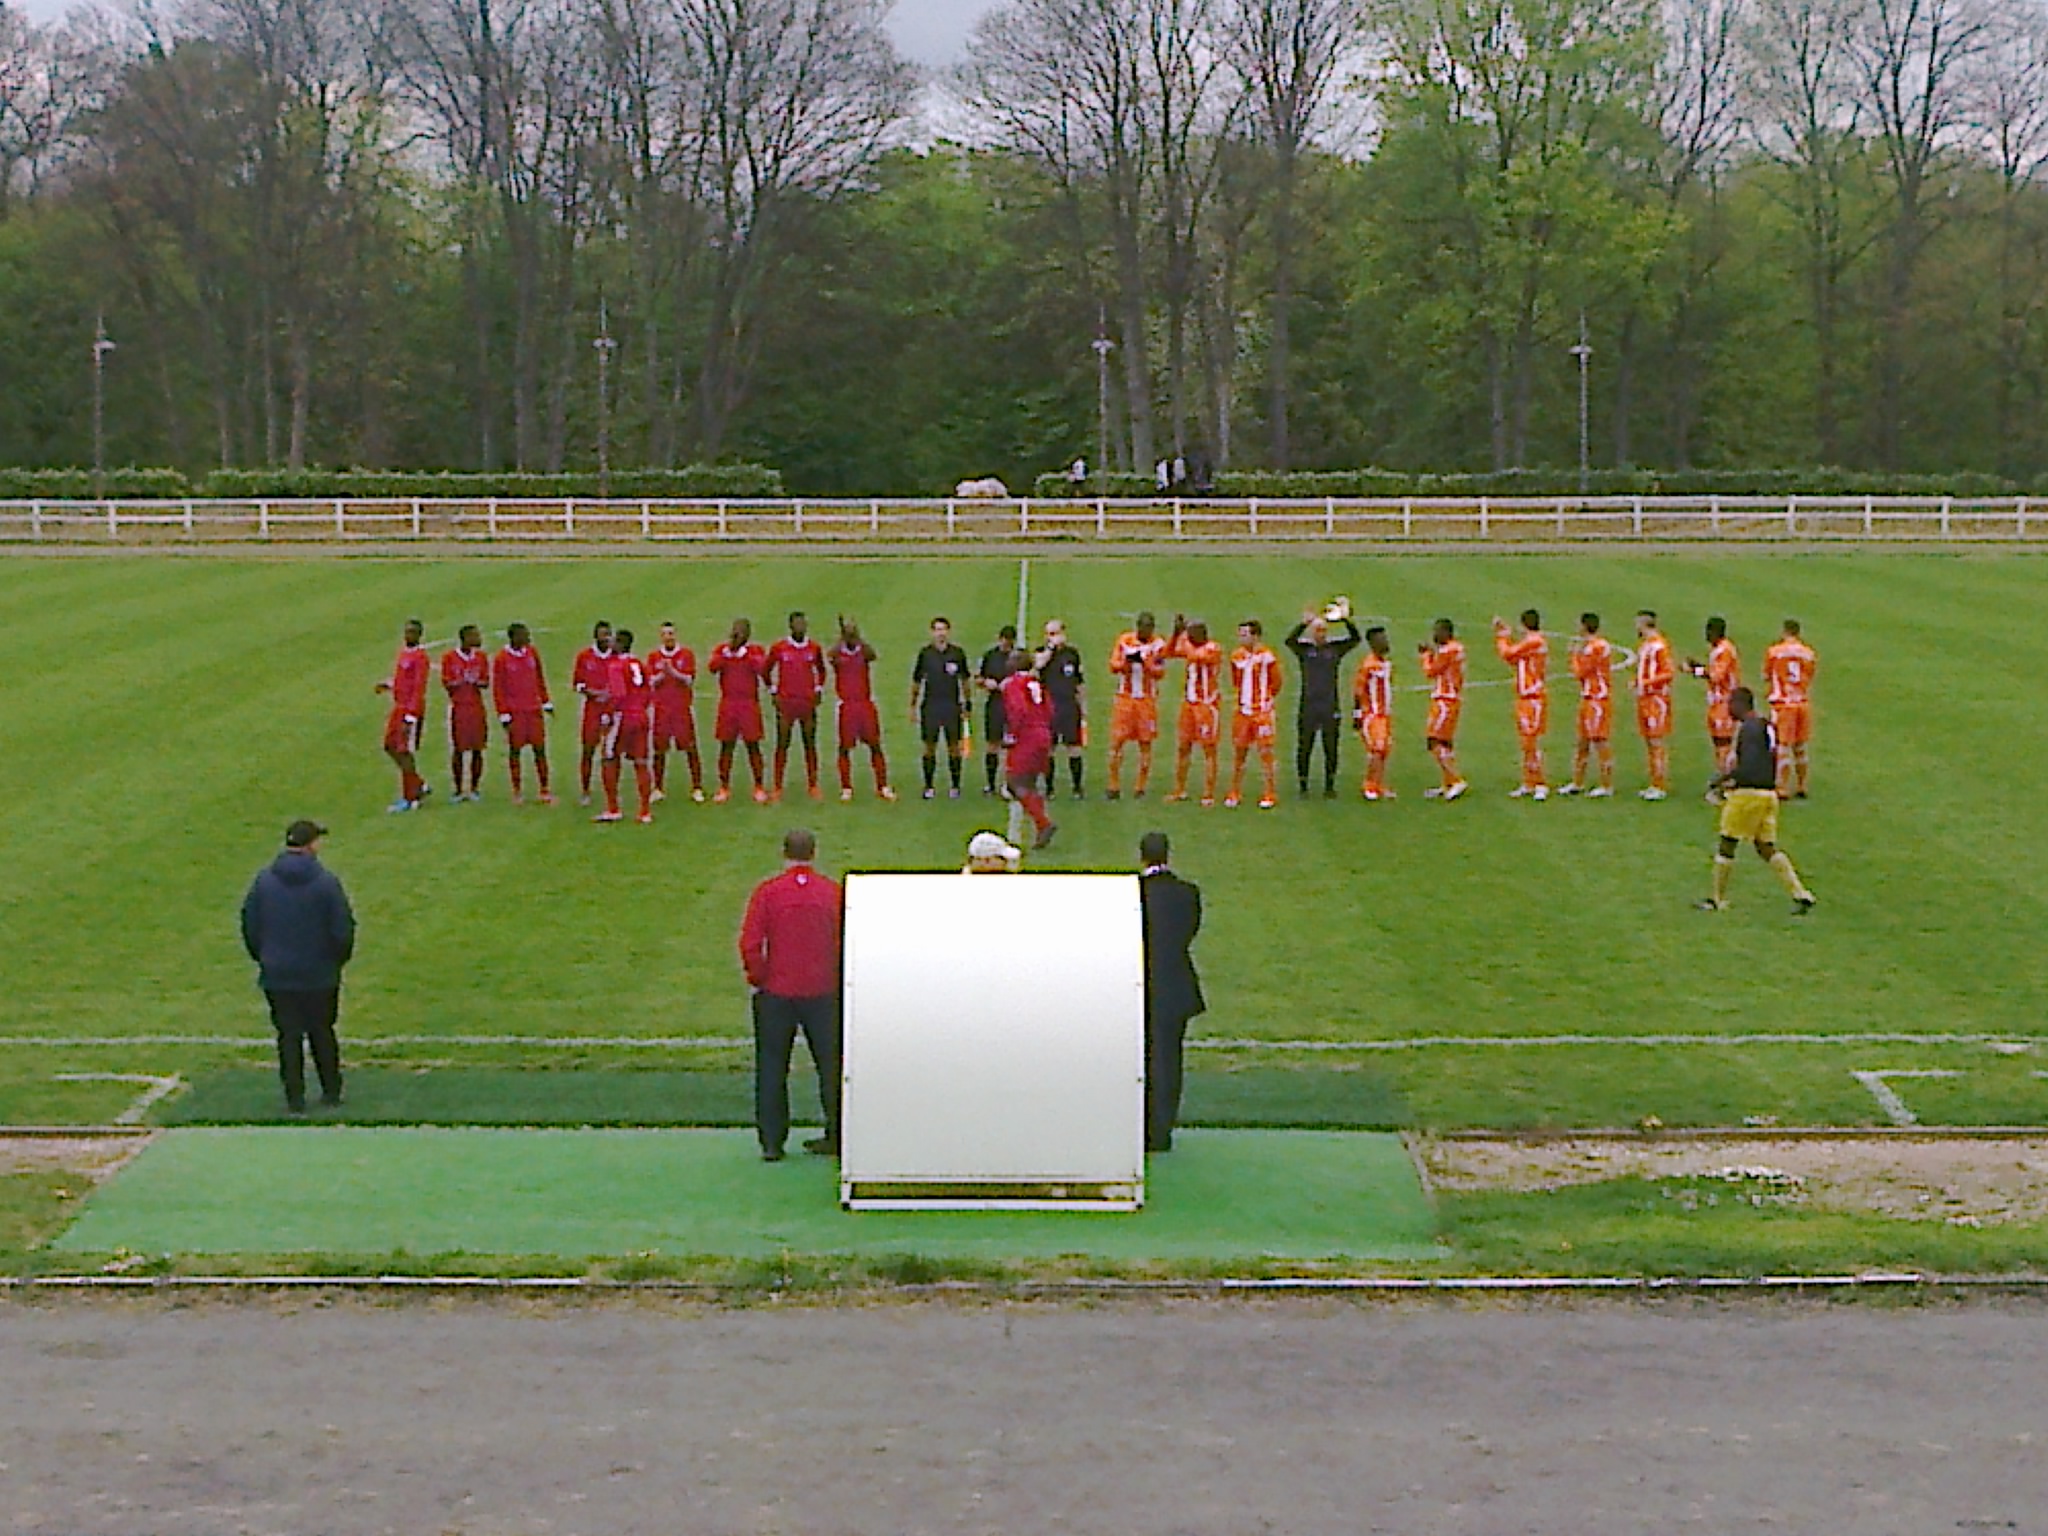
[0,495,2040,544]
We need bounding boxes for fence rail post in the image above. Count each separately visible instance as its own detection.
[412,498,423,538]
[30,500,42,540]
[487,497,499,540]
[642,500,653,537]
[1557,498,1568,537]
[565,498,577,537]
[946,499,958,536]
[871,499,881,534]
[1326,496,1336,536]
[1096,498,1107,536]
[1710,494,1721,535]
[1785,495,1797,535]
[333,498,344,536]
[2020,497,2030,537]
[1021,499,1031,535]
[1863,495,1874,535]
[1478,497,1489,538]
[1172,499,1184,537]
[1249,497,1260,536]
[1631,496,1644,537]
[182,499,194,535]
[258,500,270,538]
[717,500,729,537]
[106,500,118,539]
[1940,496,1953,537]
[1402,498,1413,537]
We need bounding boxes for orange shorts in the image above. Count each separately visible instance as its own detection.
[1706,703,1735,743]
[1578,698,1611,743]
[1359,716,1392,757]
[1637,695,1673,741]
[1232,710,1277,750]
[1110,695,1159,746]
[1178,701,1220,747]
[1775,703,1811,745]
[1426,698,1461,744]
[1515,696,1548,742]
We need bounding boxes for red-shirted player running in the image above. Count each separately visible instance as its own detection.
[648,621,704,804]
[374,618,432,813]
[571,620,615,806]
[492,621,554,805]
[441,624,491,802]
[709,618,770,804]
[767,611,829,802]
[597,629,656,824]
[831,616,895,802]
[1001,651,1058,850]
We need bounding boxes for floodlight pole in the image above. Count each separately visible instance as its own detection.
[1569,310,1593,497]
[594,300,618,499]
[92,314,117,499]
[1092,307,1115,492]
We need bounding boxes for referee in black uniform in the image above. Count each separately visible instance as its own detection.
[910,616,971,799]
[1038,619,1087,798]
[1285,607,1362,798]
[1698,688,1817,915]
[978,625,1018,795]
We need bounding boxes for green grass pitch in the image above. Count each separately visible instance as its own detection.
[4,550,2046,1132]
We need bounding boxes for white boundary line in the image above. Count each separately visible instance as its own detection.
[1852,1069,1963,1126]
[51,1072,185,1124]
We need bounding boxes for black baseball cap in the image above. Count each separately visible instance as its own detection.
[285,820,328,848]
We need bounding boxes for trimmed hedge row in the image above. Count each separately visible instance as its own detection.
[0,468,193,499]
[0,465,785,500]
[1033,467,2031,499]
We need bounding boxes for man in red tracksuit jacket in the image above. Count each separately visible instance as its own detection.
[738,828,843,1161]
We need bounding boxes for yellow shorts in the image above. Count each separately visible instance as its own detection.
[1718,787,1780,844]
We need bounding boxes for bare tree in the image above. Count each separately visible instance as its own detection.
[1970,8,2048,470]
[0,4,108,218]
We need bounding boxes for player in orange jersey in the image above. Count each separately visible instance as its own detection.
[1418,618,1469,801]
[1558,612,1615,798]
[1633,610,1676,801]
[1106,611,1169,800]
[1164,617,1224,805]
[1350,627,1395,800]
[1226,620,1284,809]
[1686,617,1743,789]
[1764,619,1818,797]
[1493,609,1550,800]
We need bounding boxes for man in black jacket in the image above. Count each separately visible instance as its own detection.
[241,820,357,1114]
[1285,607,1363,798]
[1138,831,1204,1153]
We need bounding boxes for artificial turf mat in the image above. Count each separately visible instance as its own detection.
[54,1128,1443,1261]
[157,1067,1412,1131]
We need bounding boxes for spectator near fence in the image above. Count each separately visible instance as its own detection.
[240,821,356,1115]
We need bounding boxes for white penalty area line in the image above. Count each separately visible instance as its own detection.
[52,1072,185,1124]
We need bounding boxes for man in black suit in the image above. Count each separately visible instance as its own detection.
[1137,831,1204,1153]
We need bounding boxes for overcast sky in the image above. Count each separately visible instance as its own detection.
[13,0,1003,59]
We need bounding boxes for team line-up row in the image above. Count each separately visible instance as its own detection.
[370,607,1820,823]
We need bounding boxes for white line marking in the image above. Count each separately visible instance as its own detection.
[1852,1069,1962,1127]
[53,1072,185,1125]
[1008,557,1031,849]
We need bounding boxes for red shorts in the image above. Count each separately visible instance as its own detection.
[449,702,489,753]
[716,700,764,745]
[1637,695,1673,741]
[580,699,611,750]
[383,707,421,756]
[1007,738,1051,779]
[837,701,881,751]
[653,708,697,751]
[1774,703,1811,745]
[504,710,548,751]
[775,698,820,727]
[1232,710,1276,750]
[609,718,650,762]
[1109,696,1159,745]
[1178,701,1220,747]
[1515,696,1548,742]
[1426,698,1460,744]
[1578,698,1611,743]
[1360,716,1392,756]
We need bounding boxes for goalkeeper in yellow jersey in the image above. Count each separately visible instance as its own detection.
[1697,688,1816,917]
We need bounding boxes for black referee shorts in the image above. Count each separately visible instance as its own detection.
[1050,699,1083,747]
[920,711,964,750]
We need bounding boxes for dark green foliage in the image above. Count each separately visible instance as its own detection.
[197,467,784,499]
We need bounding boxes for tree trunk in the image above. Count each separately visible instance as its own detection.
[1268,144,1296,472]
[1612,311,1635,469]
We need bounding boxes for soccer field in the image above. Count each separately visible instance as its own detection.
[4,549,2046,1132]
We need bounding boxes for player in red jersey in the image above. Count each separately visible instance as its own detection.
[492,621,554,804]
[1001,651,1058,849]
[441,625,491,803]
[571,620,615,805]
[648,621,703,804]
[597,629,656,824]
[831,616,895,802]
[709,617,770,804]
[374,618,432,812]
[767,611,829,802]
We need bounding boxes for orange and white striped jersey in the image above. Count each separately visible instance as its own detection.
[1572,635,1613,701]
[1108,633,1169,700]
[1353,652,1394,719]
[1230,645,1283,716]
[1764,638,1817,706]
[1636,633,1675,697]
[1705,638,1742,711]
[1170,635,1223,706]
[1494,626,1548,699]
[1421,640,1466,701]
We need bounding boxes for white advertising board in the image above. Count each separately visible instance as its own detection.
[840,873,1146,1211]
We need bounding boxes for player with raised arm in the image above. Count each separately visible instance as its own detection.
[1697,687,1817,917]
[1106,611,1169,800]
[1164,616,1224,806]
[1418,619,1469,801]
[832,616,894,802]
[1764,619,1818,797]
[1002,650,1058,849]
[571,620,615,806]
[977,625,1018,795]
[1558,613,1615,798]
[648,621,703,804]
[767,611,828,803]
[596,629,656,824]
[493,621,554,805]
[1634,610,1676,801]
[1686,616,1744,792]
[376,618,433,812]
[1351,626,1395,801]
[1493,609,1550,801]
[1226,620,1283,810]
[910,617,971,799]
[1038,619,1087,799]
[441,624,491,803]
[710,618,770,804]
[1286,603,1362,799]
